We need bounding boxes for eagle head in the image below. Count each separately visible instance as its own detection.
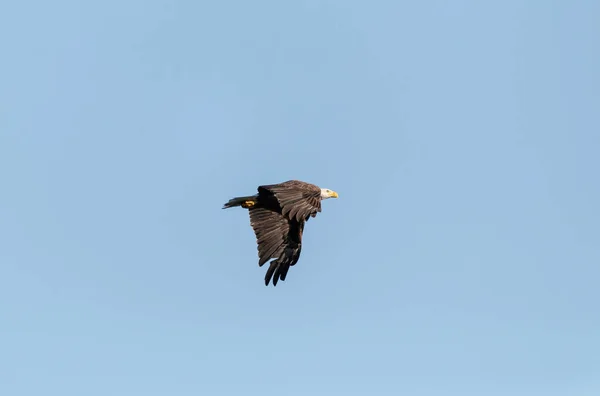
[320,188,339,200]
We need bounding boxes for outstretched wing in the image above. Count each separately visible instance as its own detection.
[259,182,322,223]
[248,207,303,286]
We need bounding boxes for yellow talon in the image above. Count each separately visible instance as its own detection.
[242,200,256,208]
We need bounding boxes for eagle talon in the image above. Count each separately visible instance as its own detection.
[242,200,256,208]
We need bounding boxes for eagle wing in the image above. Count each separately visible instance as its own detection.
[259,181,322,222]
[248,207,304,286]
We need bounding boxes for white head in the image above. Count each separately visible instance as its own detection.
[320,188,339,200]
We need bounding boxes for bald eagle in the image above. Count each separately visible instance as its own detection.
[223,180,338,286]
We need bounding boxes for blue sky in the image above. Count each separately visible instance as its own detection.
[1,1,599,395]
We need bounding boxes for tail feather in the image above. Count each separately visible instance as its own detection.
[222,195,258,209]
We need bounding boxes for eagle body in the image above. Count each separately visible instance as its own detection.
[223,180,338,286]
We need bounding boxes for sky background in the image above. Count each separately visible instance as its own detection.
[1,1,599,395]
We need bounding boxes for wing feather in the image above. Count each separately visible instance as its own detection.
[248,206,304,286]
[249,207,289,266]
[260,182,322,222]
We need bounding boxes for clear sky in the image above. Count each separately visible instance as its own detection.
[1,1,599,395]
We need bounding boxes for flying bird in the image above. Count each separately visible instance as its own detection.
[223,180,338,286]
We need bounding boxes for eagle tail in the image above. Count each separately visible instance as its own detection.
[222,195,258,209]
